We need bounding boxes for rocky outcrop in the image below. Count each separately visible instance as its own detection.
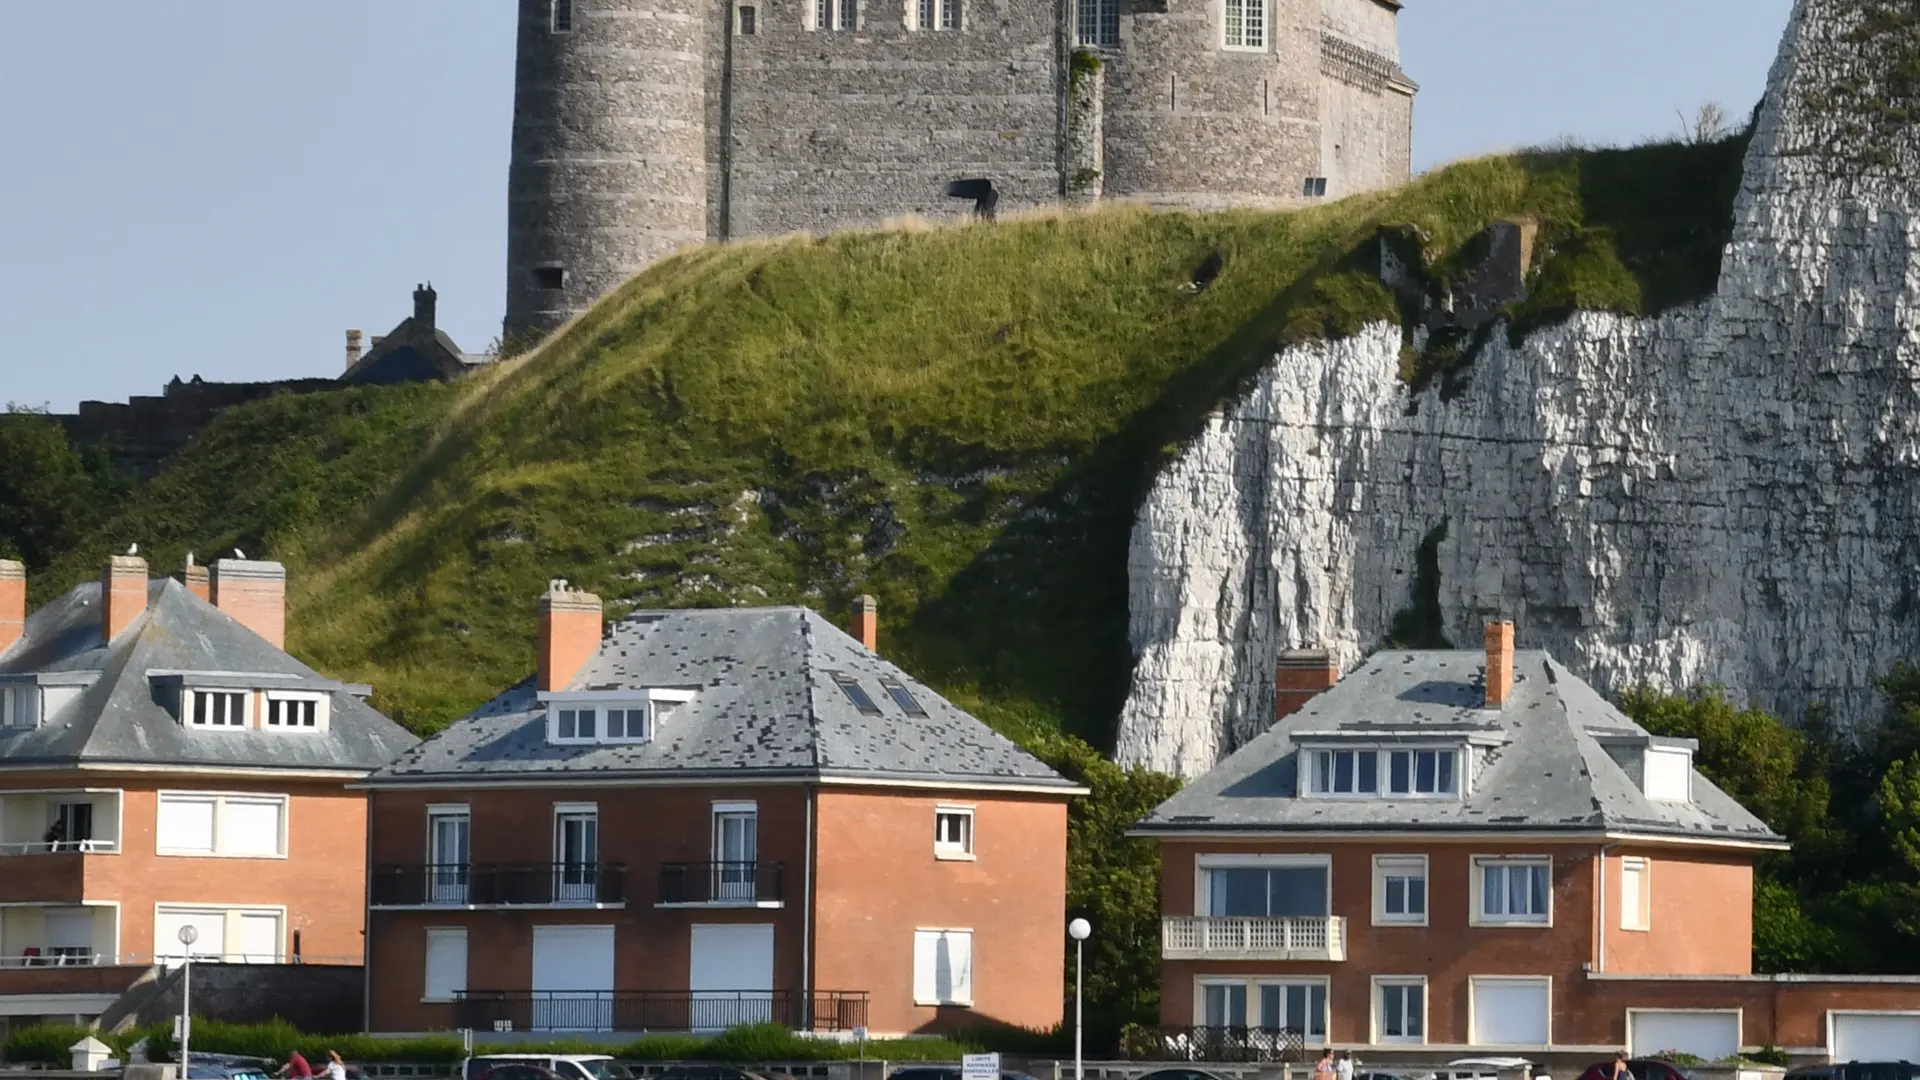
[1117,0,1920,775]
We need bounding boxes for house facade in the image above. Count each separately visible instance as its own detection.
[0,555,417,1031]
[1135,623,1920,1063]
[362,586,1079,1036]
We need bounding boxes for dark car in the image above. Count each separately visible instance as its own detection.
[1134,1070,1235,1080]
[886,1069,1038,1080]
[183,1055,274,1080]
[657,1068,795,1080]
[1576,1061,1691,1080]
[1833,1065,1920,1080]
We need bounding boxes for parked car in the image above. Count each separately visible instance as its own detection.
[886,1068,1039,1080]
[1134,1069,1236,1080]
[1355,1071,1425,1080]
[1831,1065,1920,1080]
[1433,1058,1537,1080]
[182,1054,274,1080]
[656,1068,792,1080]
[467,1056,633,1080]
[1574,1060,1691,1080]
[1785,1068,1836,1080]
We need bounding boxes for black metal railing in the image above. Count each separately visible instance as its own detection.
[1121,1025,1309,1064]
[452,989,868,1033]
[369,863,627,907]
[658,861,784,905]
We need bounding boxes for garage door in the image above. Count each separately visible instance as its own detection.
[1631,1011,1740,1059]
[690,923,774,1032]
[1472,978,1551,1046]
[1833,1013,1920,1062]
[532,925,615,1031]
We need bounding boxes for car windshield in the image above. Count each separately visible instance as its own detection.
[579,1064,633,1080]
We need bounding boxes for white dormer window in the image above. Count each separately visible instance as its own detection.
[555,707,598,743]
[1643,746,1692,802]
[0,686,38,729]
[187,690,250,729]
[1304,745,1464,799]
[547,696,670,746]
[606,706,650,742]
[264,692,329,733]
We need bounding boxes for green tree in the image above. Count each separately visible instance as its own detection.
[0,409,128,572]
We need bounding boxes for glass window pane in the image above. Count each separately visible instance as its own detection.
[1309,984,1326,1037]
[1258,985,1282,1029]
[1209,869,1269,916]
[1408,875,1426,915]
[1357,751,1378,792]
[1334,751,1354,793]
[1528,865,1548,914]
[1312,751,1330,793]
[1483,865,1505,915]
[1203,984,1230,1027]
[1389,751,1410,793]
[1382,986,1403,1034]
[1415,751,1437,792]
[1438,751,1457,792]
[1266,867,1328,916]
[1385,877,1405,913]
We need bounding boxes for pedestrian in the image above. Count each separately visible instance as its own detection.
[1314,1049,1337,1080]
[1336,1050,1354,1080]
[1610,1052,1630,1080]
[325,1051,347,1080]
[277,1051,314,1080]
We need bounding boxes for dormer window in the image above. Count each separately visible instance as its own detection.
[1642,745,1692,802]
[1304,745,1464,799]
[606,706,649,741]
[0,686,38,729]
[546,696,672,746]
[264,692,329,733]
[555,707,598,742]
[188,690,249,729]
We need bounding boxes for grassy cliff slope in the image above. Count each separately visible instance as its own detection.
[35,139,1747,742]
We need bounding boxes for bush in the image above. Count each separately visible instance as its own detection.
[144,1018,464,1065]
[2,1023,92,1066]
[1649,1052,1706,1067]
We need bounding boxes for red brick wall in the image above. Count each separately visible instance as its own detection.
[1602,848,1753,976]
[1578,978,1920,1049]
[813,788,1069,1036]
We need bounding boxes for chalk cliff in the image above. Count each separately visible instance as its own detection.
[1117,0,1920,775]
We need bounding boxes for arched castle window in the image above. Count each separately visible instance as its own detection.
[916,0,959,30]
[1075,0,1118,47]
[1223,0,1265,50]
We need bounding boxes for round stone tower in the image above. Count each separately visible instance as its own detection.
[503,0,709,338]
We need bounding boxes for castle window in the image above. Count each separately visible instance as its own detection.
[533,265,567,291]
[1223,0,1265,50]
[737,4,756,33]
[812,0,855,30]
[1075,0,1118,46]
[1303,177,1328,198]
[550,0,573,34]
[916,0,959,30]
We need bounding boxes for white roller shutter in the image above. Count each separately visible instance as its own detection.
[44,910,94,951]
[911,929,973,1006]
[222,798,284,857]
[690,923,774,1030]
[156,908,226,960]
[235,912,282,962]
[532,925,614,1031]
[1630,1011,1739,1059]
[1832,1013,1920,1062]
[424,928,468,1001]
[156,796,216,853]
[1471,977,1550,1046]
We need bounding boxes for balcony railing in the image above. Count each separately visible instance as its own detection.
[452,989,869,1034]
[657,862,784,906]
[369,863,627,907]
[0,839,118,856]
[1160,915,1347,961]
[1122,1025,1309,1064]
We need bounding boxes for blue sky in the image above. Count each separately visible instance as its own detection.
[0,1,1794,413]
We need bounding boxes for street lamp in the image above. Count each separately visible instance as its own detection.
[1068,918,1091,1080]
[177,925,198,1080]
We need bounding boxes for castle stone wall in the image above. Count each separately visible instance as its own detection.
[716,0,1068,238]
[504,0,711,335]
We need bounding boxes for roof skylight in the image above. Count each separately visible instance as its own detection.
[881,680,927,717]
[833,674,882,715]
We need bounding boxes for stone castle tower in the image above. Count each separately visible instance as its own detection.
[504,0,1417,335]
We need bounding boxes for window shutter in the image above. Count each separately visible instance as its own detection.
[912,930,938,1002]
[236,912,282,961]
[155,908,226,959]
[157,795,217,852]
[425,928,469,1000]
[223,798,285,857]
[946,931,973,1004]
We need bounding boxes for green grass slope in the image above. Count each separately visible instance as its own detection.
[38,139,1747,742]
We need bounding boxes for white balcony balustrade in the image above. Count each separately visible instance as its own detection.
[1160,915,1348,961]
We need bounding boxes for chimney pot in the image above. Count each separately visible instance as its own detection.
[538,580,603,692]
[1485,619,1515,709]
[211,558,288,649]
[1275,648,1339,721]
[852,594,878,652]
[0,560,24,656]
[102,555,150,643]
[413,283,437,330]
[345,329,364,371]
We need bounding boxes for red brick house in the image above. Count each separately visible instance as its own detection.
[1133,622,1920,1062]
[0,555,416,1032]
[362,585,1080,1036]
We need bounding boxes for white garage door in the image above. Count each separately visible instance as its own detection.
[1833,1013,1920,1062]
[690,923,774,1031]
[1631,1011,1740,1059]
[1472,978,1551,1046]
[532,925,614,1031]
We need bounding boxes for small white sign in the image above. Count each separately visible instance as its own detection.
[963,1053,1001,1080]
[853,1027,869,1042]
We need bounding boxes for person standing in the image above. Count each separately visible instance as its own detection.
[1336,1050,1355,1080]
[1314,1049,1337,1080]
[1611,1053,1630,1080]
[325,1051,347,1080]
[277,1051,313,1080]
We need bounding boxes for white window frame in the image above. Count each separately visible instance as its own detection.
[155,791,289,859]
[1471,855,1553,927]
[1303,747,1381,796]
[423,926,469,1003]
[1194,976,1329,1037]
[1195,853,1332,917]
[154,903,286,962]
[912,927,974,1006]
[184,689,252,731]
[543,691,684,746]
[0,685,39,729]
[1468,975,1553,1048]
[1074,0,1118,47]
[812,0,857,30]
[603,703,651,743]
[1372,976,1428,1044]
[263,691,329,733]
[934,805,975,861]
[1221,0,1266,51]
[1384,747,1461,796]
[1620,856,1650,932]
[913,0,959,31]
[1373,854,1428,926]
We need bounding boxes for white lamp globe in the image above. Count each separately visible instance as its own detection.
[1068,917,1091,941]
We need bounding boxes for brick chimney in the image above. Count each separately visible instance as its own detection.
[851,594,878,652]
[345,329,364,371]
[102,555,149,643]
[0,560,24,656]
[413,283,437,330]
[538,580,603,692]
[181,552,210,602]
[1275,648,1339,721]
[211,558,287,649]
[1485,619,1515,709]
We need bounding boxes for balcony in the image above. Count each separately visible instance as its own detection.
[1160,915,1348,961]
[657,862,784,908]
[452,989,868,1034]
[369,863,627,909]
[0,790,122,862]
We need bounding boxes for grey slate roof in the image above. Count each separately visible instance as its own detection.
[371,606,1076,790]
[0,578,417,772]
[1136,650,1784,845]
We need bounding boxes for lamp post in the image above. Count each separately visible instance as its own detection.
[177,924,198,1080]
[1068,918,1091,1080]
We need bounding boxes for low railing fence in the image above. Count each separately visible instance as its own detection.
[452,989,868,1034]
[369,863,627,907]
[657,861,785,905]
[1121,1025,1309,1064]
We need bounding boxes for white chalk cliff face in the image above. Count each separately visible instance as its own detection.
[1116,0,1920,776]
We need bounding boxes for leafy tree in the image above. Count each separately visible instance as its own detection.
[0,408,129,573]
